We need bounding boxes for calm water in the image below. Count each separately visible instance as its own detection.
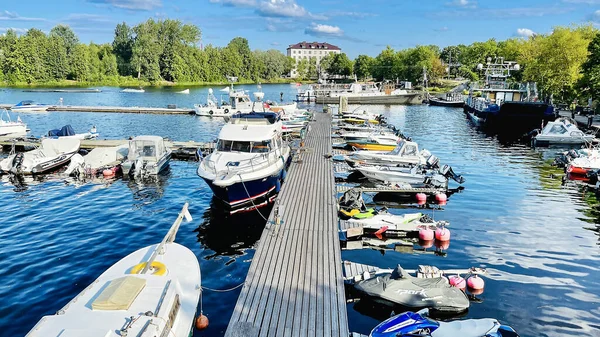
[1,85,599,337]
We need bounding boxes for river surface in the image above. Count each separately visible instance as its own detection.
[0,84,599,337]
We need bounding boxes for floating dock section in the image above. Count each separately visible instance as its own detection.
[225,112,349,336]
[0,104,194,114]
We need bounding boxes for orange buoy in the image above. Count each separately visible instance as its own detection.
[195,314,209,330]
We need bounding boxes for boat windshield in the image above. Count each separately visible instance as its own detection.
[217,139,272,153]
[546,124,567,135]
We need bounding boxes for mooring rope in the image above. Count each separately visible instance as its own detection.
[201,282,245,292]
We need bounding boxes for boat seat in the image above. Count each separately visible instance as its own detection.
[431,319,498,337]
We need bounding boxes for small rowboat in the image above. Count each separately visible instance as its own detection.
[26,203,202,337]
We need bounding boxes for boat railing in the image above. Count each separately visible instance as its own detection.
[205,144,287,177]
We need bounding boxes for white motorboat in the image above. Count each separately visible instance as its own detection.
[47,125,99,140]
[356,164,464,188]
[65,145,129,177]
[25,203,202,337]
[0,138,80,175]
[339,130,399,142]
[0,110,27,137]
[195,86,268,117]
[121,88,145,93]
[267,101,298,113]
[122,136,172,176]
[177,88,190,94]
[11,100,49,112]
[533,117,595,145]
[197,112,291,212]
[346,211,449,238]
[346,140,437,168]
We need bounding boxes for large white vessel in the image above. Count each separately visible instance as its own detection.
[25,203,201,337]
[194,86,268,117]
[197,112,291,213]
[298,81,424,105]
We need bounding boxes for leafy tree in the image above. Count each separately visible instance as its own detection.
[296,58,309,80]
[328,53,353,77]
[113,22,134,76]
[308,57,318,79]
[353,55,373,80]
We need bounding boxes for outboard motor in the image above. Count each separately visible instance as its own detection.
[440,164,465,184]
[9,153,24,175]
[425,154,440,169]
[586,169,600,185]
[423,174,447,188]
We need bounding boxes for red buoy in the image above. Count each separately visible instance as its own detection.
[435,193,447,205]
[103,169,114,177]
[419,228,434,241]
[467,275,485,295]
[415,193,427,205]
[435,239,450,250]
[435,227,451,241]
[195,314,209,330]
[449,275,466,289]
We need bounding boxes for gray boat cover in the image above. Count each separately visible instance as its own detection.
[353,265,470,312]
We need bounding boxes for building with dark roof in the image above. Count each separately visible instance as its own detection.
[286,41,342,78]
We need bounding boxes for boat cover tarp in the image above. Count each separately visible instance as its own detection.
[353,264,470,312]
[91,276,146,311]
[48,125,76,137]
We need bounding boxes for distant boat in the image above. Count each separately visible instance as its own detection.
[11,100,49,112]
[177,89,190,94]
[0,138,80,175]
[121,88,145,93]
[0,110,27,137]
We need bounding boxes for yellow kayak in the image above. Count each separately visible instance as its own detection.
[347,142,397,151]
[342,118,380,125]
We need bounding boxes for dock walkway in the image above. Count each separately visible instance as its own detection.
[225,112,349,337]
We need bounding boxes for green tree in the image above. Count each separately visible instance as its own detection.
[328,53,353,77]
[131,19,161,81]
[354,55,373,80]
[296,58,308,80]
[113,22,134,76]
[70,44,91,81]
[308,57,318,79]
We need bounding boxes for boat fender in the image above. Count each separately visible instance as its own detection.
[467,275,485,295]
[415,193,427,205]
[195,314,209,330]
[129,261,167,276]
[449,275,466,289]
[419,227,434,241]
[417,95,423,101]
[435,227,450,241]
[224,108,229,114]
[435,193,447,205]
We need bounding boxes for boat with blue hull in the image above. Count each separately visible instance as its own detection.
[197,112,291,213]
[464,57,555,133]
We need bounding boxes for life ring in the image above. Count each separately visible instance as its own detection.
[209,110,214,115]
[224,108,229,114]
[129,261,167,276]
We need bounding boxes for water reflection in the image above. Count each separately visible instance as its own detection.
[126,168,171,208]
[195,198,271,259]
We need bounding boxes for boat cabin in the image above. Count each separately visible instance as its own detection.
[216,122,284,155]
[390,140,419,156]
[540,119,584,137]
[128,136,169,162]
[230,112,280,125]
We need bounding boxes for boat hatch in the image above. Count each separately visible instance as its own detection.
[91,276,146,311]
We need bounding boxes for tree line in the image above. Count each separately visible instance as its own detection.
[304,24,597,104]
[0,19,294,86]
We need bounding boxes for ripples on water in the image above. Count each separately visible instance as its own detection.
[0,86,599,337]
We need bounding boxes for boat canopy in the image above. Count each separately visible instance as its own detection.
[390,140,418,156]
[230,112,279,125]
[48,125,76,137]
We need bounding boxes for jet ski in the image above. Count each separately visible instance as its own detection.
[370,308,520,337]
[346,211,448,238]
[353,265,471,313]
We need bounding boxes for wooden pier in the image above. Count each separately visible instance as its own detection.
[225,112,349,337]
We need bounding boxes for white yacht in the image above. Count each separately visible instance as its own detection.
[122,136,172,176]
[194,86,267,117]
[345,140,437,168]
[25,203,201,337]
[197,112,291,213]
[11,100,49,112]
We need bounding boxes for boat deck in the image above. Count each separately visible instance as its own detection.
[225,112,349,337]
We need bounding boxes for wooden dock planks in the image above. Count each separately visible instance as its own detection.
[225,112,349,337]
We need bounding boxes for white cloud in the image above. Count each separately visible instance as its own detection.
[435,26,449,32]
[257,0,326,20]
[327,11,377,18]
[0,10,46,21]
[86,0,162,11]
[209,0,257,6]
[516,28,536,37]
[271,42,280,46]
[447,0,477,8]
[305,23,343,37]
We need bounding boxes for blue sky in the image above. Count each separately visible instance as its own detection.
[1,0,599,58]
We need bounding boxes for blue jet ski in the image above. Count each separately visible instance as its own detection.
[370,309,520,337]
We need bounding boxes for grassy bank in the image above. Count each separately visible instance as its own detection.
[0,77,312,88]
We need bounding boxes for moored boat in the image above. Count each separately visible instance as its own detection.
[0,109,27,137]
[11,100,49,112]
[0,138,80,175]
[314,81,424,105]
[532,117,594,145]
[47,125,99,140]
[65,145,128,177]
[25,203,202,337]
[197,112,291,213]
[428,92,464,107]
[121,136,172,176]
[345,140,437,168]
[121,88,145,93]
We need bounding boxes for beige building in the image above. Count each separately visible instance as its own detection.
[286,41,341,78]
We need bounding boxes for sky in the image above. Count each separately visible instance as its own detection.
[1,0,600,58]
